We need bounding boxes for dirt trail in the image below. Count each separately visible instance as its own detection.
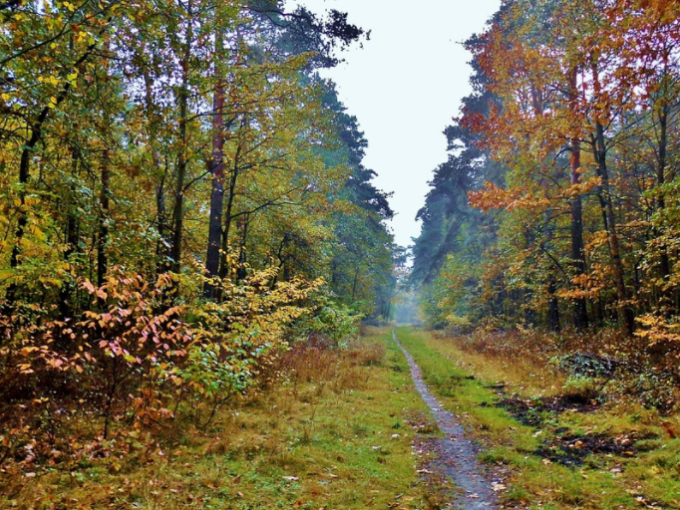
[392,331,498,510]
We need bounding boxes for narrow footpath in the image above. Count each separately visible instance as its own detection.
[392,331,498,510]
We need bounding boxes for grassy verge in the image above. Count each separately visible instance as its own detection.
[2,328,434,510]
[396,327,680,510]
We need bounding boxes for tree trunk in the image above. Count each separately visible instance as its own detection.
[204,33,227,299]
[351,271,359,302]
[590,58,634,335]
[4,42,95,308]
[5,105,52,308]
[547,276,561,332]
[155,181,171,273]
[142,65,172,276]
[97,147,110,288]
[568,68,589,329]
[218,143,241,281]
[169,1,193,275]
[59,149,82,320]
[655,103,671,286]
[593,121,635,335]
[236,213,249,282]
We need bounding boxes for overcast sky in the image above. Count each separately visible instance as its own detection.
[289,0,501,248]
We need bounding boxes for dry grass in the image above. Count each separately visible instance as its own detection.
[430,328,567,398]
[433,326,680,413]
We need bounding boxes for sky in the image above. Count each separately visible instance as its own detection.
[288,0,501,248]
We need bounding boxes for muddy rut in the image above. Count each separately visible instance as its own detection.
[392,331,498,510]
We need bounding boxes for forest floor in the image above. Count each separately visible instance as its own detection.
[4,327,680,509]
[1,328,444,510]
[397,326,680,509]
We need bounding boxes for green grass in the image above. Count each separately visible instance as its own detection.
[1,329,435,510]
[395,327,680,510]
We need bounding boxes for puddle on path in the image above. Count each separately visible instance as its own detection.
[392,331,498,510]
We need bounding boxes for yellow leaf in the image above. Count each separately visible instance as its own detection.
[18,363,34,374]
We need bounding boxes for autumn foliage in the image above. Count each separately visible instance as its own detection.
[0,0,400,482]
[412,0,680,396]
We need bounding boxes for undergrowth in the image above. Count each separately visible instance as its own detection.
[1,329,433,510]
[445,326,680,412]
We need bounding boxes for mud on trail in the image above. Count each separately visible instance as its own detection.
[392,331,499,509]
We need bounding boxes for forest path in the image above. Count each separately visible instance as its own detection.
[392,330,498,509]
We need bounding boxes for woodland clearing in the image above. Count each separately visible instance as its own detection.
[5,0,680,508]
